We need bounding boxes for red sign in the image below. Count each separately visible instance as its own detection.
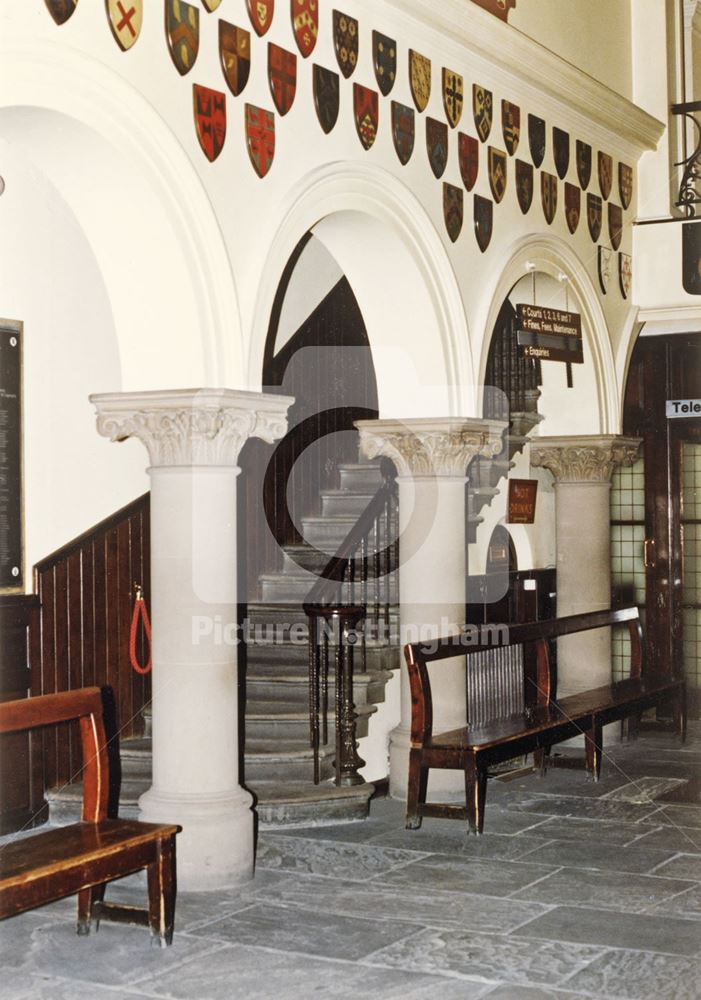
[508,479,538,524]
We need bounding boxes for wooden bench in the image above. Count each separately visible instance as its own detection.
[404,606,686,835]
[0,688,181,946]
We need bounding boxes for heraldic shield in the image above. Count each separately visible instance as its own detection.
[459,133,479,191]
[619,163,633,210]
[598,245,612,294]
[598,151,613,200]
[502,101,520,156]
[488,147,507,204]
[354,84,379,150]
[443,69,464,129]
[314,65,340,134]
[246,104,275,177]
[193,84,226,161]
[474,195,493,253]
[553,127,570,180]
[473,85,493,142]
[107,0,142,50]
[426,117,448,179]
[268,43,297,116]
[619,253,632,299]
[292,0,318,58]
[373,31,396,96]
[334,11,358,79]
[219,21,251,96]
[409,50,431,112]
[202,0,221,9]
[609,203,623,251]
[166,0,199,76]
[44,0,78,25]
[565,182,581,234]
[576,140,592,190]
[443,183,464,243]
[528,114,546,168]
[247,0,274,37]
[541,172,557,225]
[516,160,533,214]
[587,192,603,242]
[392,102,415,166]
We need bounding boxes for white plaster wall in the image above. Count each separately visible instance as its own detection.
[0,141,148,576]
[510,0,632,100]
[274,237,343,355]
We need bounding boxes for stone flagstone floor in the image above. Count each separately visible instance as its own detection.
[2,725,701,999]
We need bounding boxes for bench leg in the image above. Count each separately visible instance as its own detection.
[406,748,427,830]
[533,747,549,777]
[585,720,603,782]
[77,883,106,936]
[465,756,487,836]
[147,836,177,948]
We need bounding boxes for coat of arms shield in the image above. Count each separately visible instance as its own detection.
[598,245,612,294]
[354,84,379,150]
[44,0,78,25]
[313,65,340,134]
[443,184,464,243]
[246,0,273,37]
[598,151,613,200]
[373,31,396,96]
[392,102,415,166]
[608,203,623,251]
[619,253,632,299]
[292,0,318,58]
[516,160,533,214]
[333,11,358,79]
[619,163,633,210]
[565,183,581,234]
[443,69,464,129]
[202,0,221,9]
[107,0,142,50]
[587,192,603,242]
[219,22,251,96]
[576,140,592,190]
[474,195,494,253]
[426,118,448,179]
[541,172,557,225]
[459,133,479,191]
[473,85,493,143]
[553,127,570,180]
[268,43,297,116]
[166,0,199,76]
[488,147,507,204]
[528,115,546,168]
[245,104,275,177]
[193,84,226,161]
[409,50,431,113]
[502,101,520,156]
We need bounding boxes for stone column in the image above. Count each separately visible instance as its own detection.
[530,435,641,697]
[91,388,293,891]
[356,417,506,799]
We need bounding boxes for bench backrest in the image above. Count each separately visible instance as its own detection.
[0,688,109,823]
[404,607,644,742]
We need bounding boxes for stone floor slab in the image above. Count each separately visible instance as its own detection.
[564,948,701,1000]
[651,852,701,880]
[501,792,661,824]
[375,853,556,897]
[517,839,677,874]
[367,827,555,861]
[532,815,658,846]
[483,986,606,1000]
[256,833,427,880]
[511,866,696,912]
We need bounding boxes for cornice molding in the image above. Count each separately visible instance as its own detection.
[384,0,664,155]
[91,388,293,467]
[530,434,641,484]
[356,417,507,478]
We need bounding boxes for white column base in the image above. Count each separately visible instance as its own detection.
[139,786,255,892]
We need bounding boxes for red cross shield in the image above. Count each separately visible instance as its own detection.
[193,85,226,162]
[246,104,276,177]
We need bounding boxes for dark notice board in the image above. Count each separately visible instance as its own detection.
[0,324,23,592]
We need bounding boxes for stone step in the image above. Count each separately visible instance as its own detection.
[245,701,375,741]
[245,639,400,675]
[337,462,384,492]
[282,544,334,575]
[320,490,376,518]
[246,670,390,708]
[250,779,375,828]
[259,572,318,603]
[299,515,358,549]
[244,740,335,783]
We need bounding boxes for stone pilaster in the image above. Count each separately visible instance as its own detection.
[356,417,506,798]
[91,388,293,891]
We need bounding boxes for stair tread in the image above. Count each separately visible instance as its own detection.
[249,780,375,805]
[246,701,375,719]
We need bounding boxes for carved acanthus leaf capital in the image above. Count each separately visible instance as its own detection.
[356,417,507,478]
[530,434,641,484]
[91,388,294,467]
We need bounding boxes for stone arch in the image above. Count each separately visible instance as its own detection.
[248,162,474,419]
[475,235,619,433]
[0,39,243,390]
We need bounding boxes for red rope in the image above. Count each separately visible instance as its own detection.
[129,587,152,675]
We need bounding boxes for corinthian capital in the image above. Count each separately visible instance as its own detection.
[530,434,641,484]
[90,388,294,467]
[355,417,507,478]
